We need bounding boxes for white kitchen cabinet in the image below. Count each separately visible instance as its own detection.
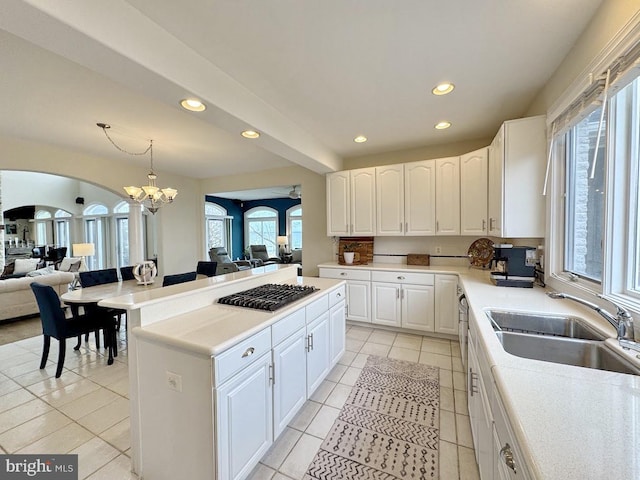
[434,275,458,335]
[401,284,435,332]
[326,168,376,236]
[216,352,273,480]
[405,160,437,235]
[488,115,546,238]
[460,148,489,236]
[376,164,404,235]
[468,340,493,480]
[319,268,371,324]
[492,386,532,479]
[272,328,307,437]
[306,312,331,395]
[371,282,402,327]
[435,156,460,235]
[329,301,346,367]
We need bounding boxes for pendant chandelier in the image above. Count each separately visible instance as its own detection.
[97,123,177,214]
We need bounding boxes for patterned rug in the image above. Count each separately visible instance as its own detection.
[305,355,440,480]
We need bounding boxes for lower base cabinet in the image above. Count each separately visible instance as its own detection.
[306,312,331,394]
[273,328,307,437]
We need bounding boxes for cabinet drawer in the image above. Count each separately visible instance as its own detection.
[306,294,329,323]
[214,328,272,386]
[493,390,531,479]
[319,268,371,281]
[272,309,306,346]
[371,271,434,285]
[328,285,346,307]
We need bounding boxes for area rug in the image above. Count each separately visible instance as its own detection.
[305,355,440,479]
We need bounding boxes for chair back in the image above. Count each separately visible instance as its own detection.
[32,246,45,259]
[196,261,218,277]
[119,266,136,281]
[209,247,233,264]
[79,268,119,288]
[47,247,68,262]
[30,283,68,339]
[249,245,270,262]
[162,271,197,287]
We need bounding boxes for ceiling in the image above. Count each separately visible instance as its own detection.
[0,0,604,180]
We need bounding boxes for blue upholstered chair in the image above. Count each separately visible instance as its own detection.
[119,266,136,281]
[30,283,116,378]
[196,261,217,277]
[79,268,119,288]
[162,271,197,287]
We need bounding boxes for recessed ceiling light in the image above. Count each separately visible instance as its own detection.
[354,135,367,143]
[435,121,451,130]
[432,83,455,95]
[180,98,206,112]
[241,130,260,139]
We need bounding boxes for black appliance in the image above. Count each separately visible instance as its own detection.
[490,245,536,288]
[217,283,318,311]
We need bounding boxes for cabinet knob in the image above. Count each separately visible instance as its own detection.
[336,292,342,297]
[242,347,255,358]
[499,443,517,473]
[397,276,405,280]
[340,272,347,276]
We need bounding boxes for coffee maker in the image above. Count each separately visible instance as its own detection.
[490,245,536,287]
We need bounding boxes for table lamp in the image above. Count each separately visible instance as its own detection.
[277,236,288,255]
[72,243,95,271]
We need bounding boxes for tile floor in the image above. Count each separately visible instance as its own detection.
[0,323,480,480]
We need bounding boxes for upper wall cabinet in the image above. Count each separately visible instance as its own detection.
[460,148,488,236]
[488,116,546,238]
[375,164,404,235]
[327,168,376,236]
[435,157,460,236]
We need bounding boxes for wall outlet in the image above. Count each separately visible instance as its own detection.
[435,246,442,254]
[166,371,182,392]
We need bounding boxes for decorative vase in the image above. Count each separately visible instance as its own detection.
[133,261,158,285]
[343,252,355,264]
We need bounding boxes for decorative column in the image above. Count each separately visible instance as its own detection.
[0,172,4,271]
[128,203,144,265]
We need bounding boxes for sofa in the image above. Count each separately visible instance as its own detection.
[0,271,75,321]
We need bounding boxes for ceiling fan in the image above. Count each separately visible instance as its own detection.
[288,185,301,200]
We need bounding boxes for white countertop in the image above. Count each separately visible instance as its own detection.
[131,276,344,356]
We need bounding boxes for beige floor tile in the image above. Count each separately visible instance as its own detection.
[324,383,352,409]
[346,327,371,342]
[25,371,86,398]
[70,436,120,479]
[305,405,340,439]
[0,351,42,373]
[309,380,336,403]
[388,346,420,363]
[451,342,462,358]
[338,367,362,386]
[336,350,356,366]
[0,378,22,396]
[261,427,303,470]
[288,400,321,432]
[247,463,276,480]
[393,334,422,350]
[85,454,136,480]
[458,445,480,480]
[439,409,457,444]
[325,364,347,383]
[12,368,56,388]
[439,440,460,480]
[440,387,455,412]
[350,353,370,368]
[100,417,130,452]
[16,422,94,454]
[0,388,37,414]
[279,433,323,479]
[367,331,397,346]
[106,377,129,398]
[273,473,296,480]
[0,344,30,362]
[0,398,53,434]
[456,413,473,448]
[439,369,453,389]
[83,363,129,388]
[452,356,464,373]
[454,389,468,415]
[419,352,452,370]
[40,378,102,408]
[77,397,129,435]
[453,371,466,391]
[359,342,391,356]
[58,387,121,420]
[421,338,452,356]
[0,410,72,453]
[345,338,364,353]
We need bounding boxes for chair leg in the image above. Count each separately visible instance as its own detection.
[75,335,82,351]
[55,339,66,378]
[106,327,114,365]
[95,330,101,349]
[40,336,51,369]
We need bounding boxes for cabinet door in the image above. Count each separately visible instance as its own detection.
[216,353,273,480]
[404,160,436,235]
[376,164,404,235]
[460,148,488,236]
[273,329,307,437]
[371,282,402,327]
[329,301,346,367]
[435,156,461,235]
[346,280,371,323]
[435,275,458,335]
[306,313,331,396]
[488,125,504,237]
[350,168,376,235]
[326,171,350,236]
[401,284,435,332]
[468,341,494,480]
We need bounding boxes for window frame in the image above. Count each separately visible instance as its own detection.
[244,206,278,257]
[286,205,302,250]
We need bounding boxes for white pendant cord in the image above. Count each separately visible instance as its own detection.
[542,122,556,196]
[590,69,611,180]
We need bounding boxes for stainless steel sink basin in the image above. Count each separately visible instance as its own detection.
[495,331,640,375]
[486,310,606,340]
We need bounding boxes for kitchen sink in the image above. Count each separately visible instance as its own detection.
[486,310,606,341]
[495,331,640,375]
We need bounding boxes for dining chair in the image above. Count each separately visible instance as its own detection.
[79,268,121,345]
[162,271,197,287]
[120,265,136,281]
[196,261,218,277]
[30,282,116,378]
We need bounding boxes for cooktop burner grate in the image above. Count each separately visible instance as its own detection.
[217,283,318,311]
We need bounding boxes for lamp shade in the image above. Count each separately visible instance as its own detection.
[277,236,287,245]
[73,243,95,257]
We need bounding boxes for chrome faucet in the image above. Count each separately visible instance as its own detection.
[547,292,640,353]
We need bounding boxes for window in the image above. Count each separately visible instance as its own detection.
[83,204,109,270]
[287,206,302,250]
[34,210,51,245]
[245,207,278,257]
[205,203,231,253]
[114,202,130,268]
[54,209,72,252]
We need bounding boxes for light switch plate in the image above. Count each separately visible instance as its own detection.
[166,371,182,392]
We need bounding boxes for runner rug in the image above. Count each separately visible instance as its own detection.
[305,355,440,479]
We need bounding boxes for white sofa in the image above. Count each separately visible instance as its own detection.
[0,272,75,321]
